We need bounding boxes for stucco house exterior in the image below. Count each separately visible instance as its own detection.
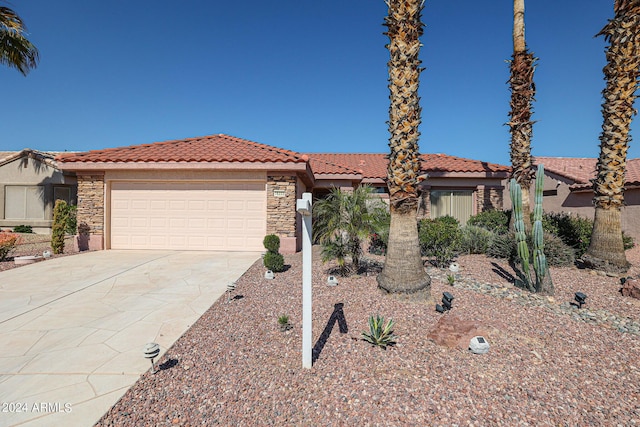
[503,157,640,240]
[55,134,510,253]
[0,149,77,233]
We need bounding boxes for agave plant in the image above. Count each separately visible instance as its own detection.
[361,315,397,349]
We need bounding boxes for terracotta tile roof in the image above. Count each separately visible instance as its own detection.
[56,134,307,164]
[307,153,510,179]
[308,157,360,176]
[306,154,388,179]
[535,156,640,189]
[420,153,510,174]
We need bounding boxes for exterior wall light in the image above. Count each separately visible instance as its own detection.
[143,342,160,374]
[436,292,454,313]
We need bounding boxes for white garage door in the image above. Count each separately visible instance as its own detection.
[110,181,266,251]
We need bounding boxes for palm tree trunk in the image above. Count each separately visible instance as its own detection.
[583,0,639,274]
[377,0,431,301]
[508,0,535,232]
[377,207,431,299]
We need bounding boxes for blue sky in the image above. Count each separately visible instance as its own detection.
[1,0,635,166]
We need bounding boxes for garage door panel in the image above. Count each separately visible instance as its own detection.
[111,181,266,251]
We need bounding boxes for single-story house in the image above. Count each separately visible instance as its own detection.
[0,149,77,234]
[55,134,510,253]
[503,156,640,240]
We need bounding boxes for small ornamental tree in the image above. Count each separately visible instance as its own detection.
[52,200,69,254]
[263,234,285,272]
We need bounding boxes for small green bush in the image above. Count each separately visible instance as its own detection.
[467,210,510,235]
[541,212,592,258]
[13,225,33,233]
[459,225,494,254]
[65,205,77,235]
[51,200,68,254]
[623,232,635,251]
[263,251,285,272]
[361,315,396,349]
[418,216,461,267]
[542,232,575,267]
[486,231,575,267]
[263,234,280,253]
[487,232,516,259]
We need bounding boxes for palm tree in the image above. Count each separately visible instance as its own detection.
[313,186,387,275]
[376,0,431,300]
[0,4,39,75]
[507,0,536,232]
[583,0,640,273]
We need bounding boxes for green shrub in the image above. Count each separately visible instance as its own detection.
[541,232,575,267]
[623,232,635,251]
[459,225,494,254]
[263,234,280,253]
[13,225,33,233]
[361,315,396,349]
[487,232,516,259]
[541,212,592,258]
[51,200,68,254]
[65,205,77,235]
[0,232,20,261]
[486,231,575,267]
[418,216,461,267]
[467,210,510,235]
[263,251,285,272]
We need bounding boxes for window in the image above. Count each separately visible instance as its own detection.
[430,190,473,225]
[5,185,45,219]
[54,186,71,204]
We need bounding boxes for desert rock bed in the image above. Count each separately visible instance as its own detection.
[95,246,640,426]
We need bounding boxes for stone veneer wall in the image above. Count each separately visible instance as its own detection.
[76,174,105,250]
[476,186,503,213]
[267,175,297,252]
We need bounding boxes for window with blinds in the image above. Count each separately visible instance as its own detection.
[430,190,473,225]
[4,185,45,220]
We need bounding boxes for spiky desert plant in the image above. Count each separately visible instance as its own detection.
[377,0,431,301]
[583,0,640,274]
[361,315,397,349]
[507,0,536,233]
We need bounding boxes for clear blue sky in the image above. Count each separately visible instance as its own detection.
[1,0,636,165]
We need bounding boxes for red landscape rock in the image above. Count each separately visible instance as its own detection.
[620,278,640,299]
[427,314,493,351]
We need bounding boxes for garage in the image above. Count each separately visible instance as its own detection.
[109,181,266,251]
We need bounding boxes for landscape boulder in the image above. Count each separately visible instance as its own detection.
[427,314,493,351]
[620,278,640,300]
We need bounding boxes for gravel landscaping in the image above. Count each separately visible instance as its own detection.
[0,234,79,272]
[92,245,640,426]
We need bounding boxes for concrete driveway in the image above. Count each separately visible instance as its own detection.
[0,250,260,427]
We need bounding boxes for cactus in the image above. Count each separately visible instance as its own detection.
[509,165,553,294]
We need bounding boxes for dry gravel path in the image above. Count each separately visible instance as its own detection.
[93,246,640,427]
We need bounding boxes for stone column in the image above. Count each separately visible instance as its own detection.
[76,174,104,251]
[267,175,298,253]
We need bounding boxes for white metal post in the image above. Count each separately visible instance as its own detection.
[297,192,313,369]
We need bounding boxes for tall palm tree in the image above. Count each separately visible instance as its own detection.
[377,0,431,301]
[583,0,639,273]
[0,4,39,75]
[508,0,536,232]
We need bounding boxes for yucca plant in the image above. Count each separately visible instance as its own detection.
[277,314,292,332]
[361,315,397,349]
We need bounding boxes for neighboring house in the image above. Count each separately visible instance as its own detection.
[56,134,510,253]
[503,157,640,240]
[0,149,77,233]
[308,153,510,225]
